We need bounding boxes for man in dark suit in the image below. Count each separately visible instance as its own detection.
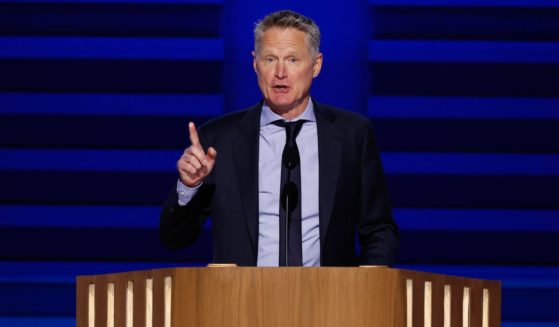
[160,10,398,266]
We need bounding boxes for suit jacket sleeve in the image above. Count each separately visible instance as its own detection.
[357,121,399,265]
[159,130,215,250]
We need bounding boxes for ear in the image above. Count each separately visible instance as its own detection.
[252,51,258,74]
[312,53,323,78]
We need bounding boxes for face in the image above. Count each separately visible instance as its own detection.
[253,27,323,119]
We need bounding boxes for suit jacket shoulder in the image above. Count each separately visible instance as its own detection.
[314,102,372,131]
[197,103,261,145]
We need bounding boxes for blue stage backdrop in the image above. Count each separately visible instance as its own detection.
[1,0,559,326]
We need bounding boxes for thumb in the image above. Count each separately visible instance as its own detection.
[207,146,217,162]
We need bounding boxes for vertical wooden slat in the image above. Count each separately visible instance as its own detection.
[463,287,471,327]
[482,289,489,327]
[406,279,413,327]
[107,283,115,327]
[94,276,107,327]
[443,285,451,327]
[126,281,134,327]
[146,278,154,327]
[164,276,172,327]
[88,283,95,327]
[424,281,432,327]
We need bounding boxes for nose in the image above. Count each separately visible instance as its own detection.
[274,61,287,79]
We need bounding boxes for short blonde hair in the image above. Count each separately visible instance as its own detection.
[254,10,321,59]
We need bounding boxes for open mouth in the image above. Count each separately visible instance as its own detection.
[273,85,289,91]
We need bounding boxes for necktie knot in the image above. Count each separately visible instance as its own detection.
[272,120,306,146]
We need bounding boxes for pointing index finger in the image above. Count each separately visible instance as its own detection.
[188,122,201,146]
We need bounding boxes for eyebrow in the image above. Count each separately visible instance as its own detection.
[260,50,300,57]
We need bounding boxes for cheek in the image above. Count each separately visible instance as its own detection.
[256,70,268,83]
[256,75,272,96]
[257,71,272,85]
[295,74,313,90]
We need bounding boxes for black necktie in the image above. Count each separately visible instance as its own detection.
[272,119,305,266]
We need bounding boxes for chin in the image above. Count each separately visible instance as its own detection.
[268,98,295,110]
[274,103,297,113]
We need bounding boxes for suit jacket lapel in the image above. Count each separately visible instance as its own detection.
[232,104,262,254]
[230,101,342,259]
[314,102,343,253]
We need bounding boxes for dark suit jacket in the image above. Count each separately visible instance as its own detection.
[160,100,398,266]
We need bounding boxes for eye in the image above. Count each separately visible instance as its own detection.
[289,57,298,63]
[264,57,276,63]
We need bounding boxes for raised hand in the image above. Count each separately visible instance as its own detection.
[177,122,217,187]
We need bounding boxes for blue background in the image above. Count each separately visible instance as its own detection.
[1,0,559,326]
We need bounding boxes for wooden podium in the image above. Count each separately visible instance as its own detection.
[76,267,500,327]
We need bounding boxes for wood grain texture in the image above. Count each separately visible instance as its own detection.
[411,273,424,327]
[94,275,107,327]
[171,267,403,327]
[113,275,127,327]
[132,271,147,327]
[470,280,484,327]
[76,267,501,327]
[485,280,502,327]
[152,269,170,327]
[431,279,444,327]
[450,278,464,327]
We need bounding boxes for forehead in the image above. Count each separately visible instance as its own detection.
[258,27,309,54]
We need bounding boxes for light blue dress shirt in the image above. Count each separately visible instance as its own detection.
[257,101,320,266]
[177,100,320,266]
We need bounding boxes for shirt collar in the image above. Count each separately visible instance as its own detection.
[260,98,316,127]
